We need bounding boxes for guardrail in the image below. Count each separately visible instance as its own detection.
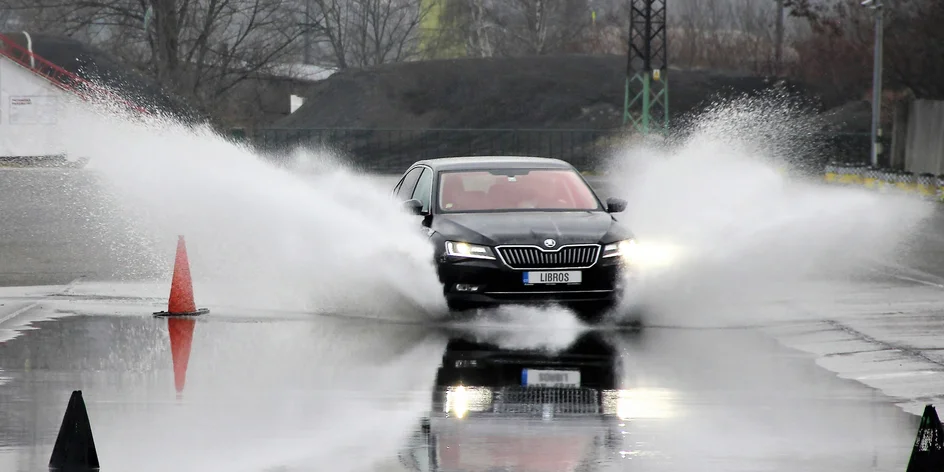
[824,162,944,200]
[249,127,876,172]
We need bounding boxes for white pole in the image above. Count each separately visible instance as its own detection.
[22,31,34,69]
[775,0,784,73]
[869,1,884,168]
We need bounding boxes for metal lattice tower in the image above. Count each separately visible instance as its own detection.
[622,0,669,135]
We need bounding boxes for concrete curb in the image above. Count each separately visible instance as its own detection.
[823,166,944,202]
[0,156,89,169]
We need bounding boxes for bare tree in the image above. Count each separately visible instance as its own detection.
[6,0,305,119]
[463,0,495,57]
[787,0,944,101]
[438,0,593,57]
[0,8,22,30]
[437,0,496,57]
[669,0,728,69]
[885,0,944,99]
[299,0,434,69]
[666,0,805,74]
[300,0,353,68]
[495,0,591,55]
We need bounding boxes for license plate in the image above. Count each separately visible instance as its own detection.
[522,369,581,388]
[522,271,581,285]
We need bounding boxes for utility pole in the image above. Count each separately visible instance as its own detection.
[303,0,312,64]
[622,0,669,136]
[863,0,884,168]
[775,0,784,74]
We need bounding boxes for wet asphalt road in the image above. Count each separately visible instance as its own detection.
[4,169,944,286]
[1,168,943,471]
[0,309,922,472]
[0,169,162,286]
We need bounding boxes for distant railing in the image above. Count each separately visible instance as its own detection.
[248,127,876,173]
[250,128,627,172]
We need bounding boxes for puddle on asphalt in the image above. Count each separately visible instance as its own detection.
[402,330,653,472]
[0,309,924,472]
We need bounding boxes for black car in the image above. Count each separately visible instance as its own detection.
[432,332,621,415]
[392,156,637,322]
[398,333,625,471]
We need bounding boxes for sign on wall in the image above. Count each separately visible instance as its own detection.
[9,95,58,124]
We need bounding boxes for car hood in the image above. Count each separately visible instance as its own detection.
[433,211,629,246]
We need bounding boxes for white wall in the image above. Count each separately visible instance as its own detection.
[0,56,69,157]
[904,99,944,175]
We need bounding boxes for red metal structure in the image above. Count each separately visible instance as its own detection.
[0,33,149,115]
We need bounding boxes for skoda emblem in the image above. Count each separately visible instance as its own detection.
[543,238,557,248]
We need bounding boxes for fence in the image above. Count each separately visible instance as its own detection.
[248,127,875,173]
[250,128,626,172]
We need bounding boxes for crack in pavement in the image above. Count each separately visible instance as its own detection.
[822,319,944,370]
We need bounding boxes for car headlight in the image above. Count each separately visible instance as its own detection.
[445,241,496,260]
[444,386,493,418]
[602,239,638,262]
[603,239,683,268]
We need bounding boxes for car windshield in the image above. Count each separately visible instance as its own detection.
[438,168,601,212]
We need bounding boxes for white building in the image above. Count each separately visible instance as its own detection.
[0,32,70,159]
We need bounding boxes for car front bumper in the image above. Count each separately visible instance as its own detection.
[438,254,628,308]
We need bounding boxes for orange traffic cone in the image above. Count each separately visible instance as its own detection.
[167,317,196,396]
[153,235,209,317]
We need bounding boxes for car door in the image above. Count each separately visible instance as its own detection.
[410,167,435,235]
[394,167,424,202]
[411,167,434,214]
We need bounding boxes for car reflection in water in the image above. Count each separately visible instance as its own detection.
[400,330,644,472]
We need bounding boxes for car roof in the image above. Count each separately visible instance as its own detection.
[412,156,576,172]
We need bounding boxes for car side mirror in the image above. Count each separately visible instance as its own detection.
[606,197,627,213]
[403,199,425,215]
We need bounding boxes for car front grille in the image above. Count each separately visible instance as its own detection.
[496,244,600,269]
[491,386,601,416]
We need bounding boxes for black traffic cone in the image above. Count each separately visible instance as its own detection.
[905,404,944,472]
[49,390,99,471]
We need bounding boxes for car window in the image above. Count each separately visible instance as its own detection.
[411,167,433,213]
[396,167,423,201]
[438,169,601,212]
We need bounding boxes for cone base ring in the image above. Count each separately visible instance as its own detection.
[152,308,210,318]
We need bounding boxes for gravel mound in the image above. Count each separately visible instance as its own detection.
[264,54,831,171]
[274,54,803,130]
